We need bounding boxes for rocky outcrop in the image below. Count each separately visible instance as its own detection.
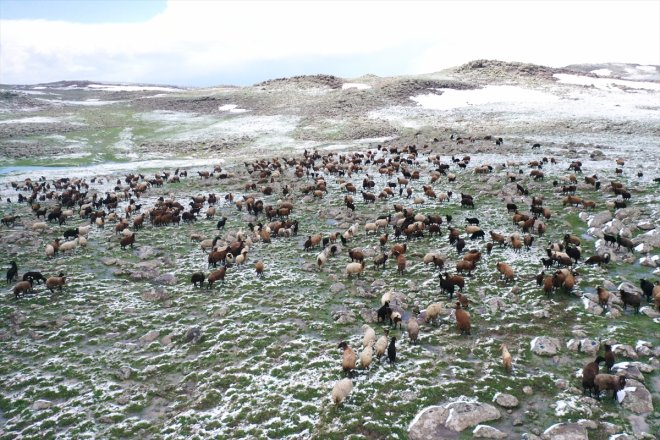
[409,401,501,438]
[531,336,561,356]
[541,422,587,440]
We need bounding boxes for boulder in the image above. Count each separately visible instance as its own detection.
[138,330,159,344]
[142,288,171,302]
[542,422,587,440]
[612,344,638,360]
[330,282,346,293]
[579,338,600,355]
[588,211,612,228]
[611,363,644,381]
[184,327,202,344]
[632,229,660,249]
[620,379,653,414]
[153,272,177,285]
[409,401,501,437]
[444,401,501,432]
[332,308,356,324]
[617,281,643,297]
[135,245,162,260]
[493,393,518,408]
[32,400,54,410]
[531,336,561,356]
[473,424,508,439]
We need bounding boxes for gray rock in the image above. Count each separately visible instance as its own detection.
[116,366,133,380]
[611,363,644,381]
[493,393,518,408]
[637,221,655,231]
[485,297,506,313]
[615,207,642,222]
[32,400,54,410]
[130,269,160,281]
[612,344,638,359]
[330,282,346,293]
[408,406,457,439]
[576,419,597,430]
[135,245,162,260]
[443,401,501,432]
[142,288,170,302]
[332,308,356,324]
[542,422,587,440]
[579,338,600,355]
[632,229,660,249]
[531,336,561,356]
[153,272,177,285]
[523,386,533,396]
[566,339,580,351]
[588,211,612,228]
[160,334,173,346]
[139,330,160,344]
[473,424,508,439]
[620,379,653,414]
[101,257,117,266]
[184,327,202,344]
[359,308,378,323]
[409,401,501,437]
[617,281,643,297]
[639,256,657,268]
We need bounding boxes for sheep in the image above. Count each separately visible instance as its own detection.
[362,324,376,348]
[582,356,605,396]
[59,238,79,253]
[6,261,18,284]
[604,344,615,373]
[360,346,373,371]
[31,222,48,232]
[375,330,389,360]
[346,261,365,278]
[332,378,353,405]
[425,303,444,325]
[585,253,610,266]
[377,301,392,324]
[120,232,135,249]
[387,336,397,363]
[496,262,515,283]
[639,279,655,302]
[348,248,365,263]
[543,275,554,297]
[338,341,356,376]
[396,254,406,275]
[455,259,475,275]
[23,271,46,284]
[45,244,56,258]
[457,292,469,309]
[207,267,227,288]
[78,235,87,248]
[13,280,33,299]
[616,233,634,253]
[374,253,388,269]
[597,286,610,308]
[45,273,66,293]
[619,289,640,314]
[498,343,513,373]
[407,315,419,344]
[454,302,471,335]
[465,225,481,235]
[390,310,402,329]
[364,222,378,235]
[255,260,265,277]
[191,272,205,288]
[200,236,221,253]
[490,231,506,247]
[593,374,626,401]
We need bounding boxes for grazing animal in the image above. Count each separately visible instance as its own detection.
[597,286,610,308]
[255,260,265,277]
[120,232,135,249]
[362,324,376,348]
[454,302,471,335]
[13,280,33,299]
[346,261,365,278]
[332,378,353,405]
[191,272,205,288]
[619,289,640,314]
[407,316,419,344]
[22,271,47,284]
[45,273,66,293]
[378,301,392,324]
[387,336,397,363]
[375,330,389,360]
[501,344,512,373]
[6,261,18,284]
[360,346,373,371]
[604,344,615,373]
[585,253,610,266]
[425,303,444,325]
[207,268,227,288]
[616,233,634,253]
[603,233,617,246]
[338,341,356,376]
[582,356,605,396]
[593,374,626,401]
[496,262,515,283]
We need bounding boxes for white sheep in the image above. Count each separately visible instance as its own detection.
[362,324,376,348]
[78,225,91,236]
[348,223,359,236]
[375,333,388,359]
[59,238,79,253]
[381,290,392,306]
[465,225,481,234]
[364,222,378,235]
[360,346,373,370]
[31,222,48,232]
[375,218,389,230]
[423,252,441,264]
[45,244,55,258]
[414,213,426,223]
[346,262,364,278]
[122,228,134,237]
[426,303,444,324]
[331,378,353,405]
[78,235,87,247]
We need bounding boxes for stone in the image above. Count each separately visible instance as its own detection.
[617,281,643,297]
[473,424,508,439]
[576,419,597,430]
[485,297,506,313]
[184,327,202,344]
[588,211,612,228]
[579,338,600,355]
[409,401,501,437]
[523,386,533,396]
[142,288,170,302]
[359,308,378,323]
[531,336,561,356]
[444,401,501,432]
[611,363,644,381]
[160,334,172,346]
[541,422,587,440]
[330,282,345,293]
[408,406,456,439]
[101,257,117,266]
[620,379,653,414]
[32,400,54,410]
[632,229,660,249]
[116,366,133,380]
[612,344,638,360]
[566,339,580,351]
[493,393,519,408]
[139,330,160,344]
[615,207,642,222]
[153,272,177,285]
[332,308,356,324]
[636,221,655,231]
[135,245,162,260]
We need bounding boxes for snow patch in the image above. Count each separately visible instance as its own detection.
[218,104,249,113]
[87,84,180,92]
[554,74,660,91]
[0,116,61,124]
[411,85,558,110]
[342,83,371,90]
[591,68,612,76]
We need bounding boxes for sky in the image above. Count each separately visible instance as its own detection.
[0,0,658,87]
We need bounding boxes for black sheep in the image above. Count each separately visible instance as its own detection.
[6,261,18,284]
[216,217,228,230]
[604,344,615,373]
[640,279,655,302]
[377,301,392,324]
[603,233,616,246]
[619,289,640,314]
[616,233,634,253]
[191,272,205,288]
[565,245,581,264]
[465,217,480,225]
[440,274,456,299]
[22,271,47,284]
[470,230,485,241]
[584,253,610,266]
[387,336,397,363]
[63,228,79,239]
[455,238,466,253]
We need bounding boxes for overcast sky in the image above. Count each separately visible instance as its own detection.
[1,0,658,86]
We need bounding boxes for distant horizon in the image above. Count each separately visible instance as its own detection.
[1,1,658,87]
[2,59,659,89]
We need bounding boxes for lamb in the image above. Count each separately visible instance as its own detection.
[346,261,365,278]
[255,260,265,277]
[348,248,365,263]
[390,310,402,329]
[496,262,515,283]
[654,283,660,311]
[191,272,205,288]
[13,280,33,299]
[374,253,388,269]
[596,286,610,308]
[454,302,471,335]
[45,273,66,293]
[207,267,227,288]
[331,378,353,405]
[604,344,615,373]
[501,344,512,372]
[362,324,376,348]
[387,336,397,363]
[375,330,389,360]
[338,341,356,376]
[582,356,605,396]
[407,315,420,344]
[425,303,444,325]
[619,289,640,314]
[593,374,626,401]
[377,301,392,324]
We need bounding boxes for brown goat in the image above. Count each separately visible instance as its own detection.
[454,302,471,335]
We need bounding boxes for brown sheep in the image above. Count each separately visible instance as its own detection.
[338,341,356,376]
[496,262,515,283]
[396,254,406,275]
[501,344,512,373]
[207,267,227,288]
[255,260,265,277]
[13,280,33,299]
[407,315,420,345]
[454,302,471,335]
[582,356,605,396]
[456,259,475,275]
[46,273,66,293]
[597,286,610,307]
[593,374,626,401]
[120,232,135,249]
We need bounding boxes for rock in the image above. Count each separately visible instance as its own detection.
[130,269,160,281]
[612,344,638,359]
[523,386,533,396]
[135,245,162,260]
[473,424,508,439]
[588,211,612,228]
[579,338,600,355]
[212,306,228,318]
[637,221,655,231]
[578,212,589,222]
[330,282,345,293]
[142,288,170,302]
[576,419,597,430]
[101,257,117,266]
[639,256,657,268]
[532,308,550,319]
[611,363,644,381]
[139,330,159,344]
[32,400,54,410]
[566,339,580,351]
[617,281,643,297]
[602,280,617,290]
[512,418,523,426]
[634,242,652,253]
[615,207,641,222]
[116,366,133,380]
[359,308,377,323]
[184,327,202,344]
[620,379,653,414]
[485,297,506,313]
[531,336,561,356]
[599,422,619,435]
[332,308,356,324]
[409,401,501,437]
[632,229,660,249]
[582,298,603,316]
[542,422,587,440]
[493,393,518,408]
[370,279,385,289]
[153,272,177,285]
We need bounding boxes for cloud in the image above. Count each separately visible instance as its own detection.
[1,1,658,86]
